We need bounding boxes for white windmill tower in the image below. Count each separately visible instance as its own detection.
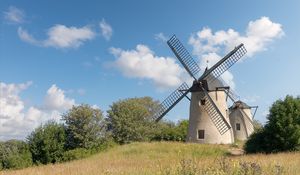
[229,100,258,141]
[152,35,247,144]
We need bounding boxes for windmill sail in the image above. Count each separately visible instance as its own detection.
[199,44,247,83]
[167,35,201,80]
[218,78,240,102]
[201,87,231,135]
[152,82,190,122]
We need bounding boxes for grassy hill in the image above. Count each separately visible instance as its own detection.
[1,142,300,175]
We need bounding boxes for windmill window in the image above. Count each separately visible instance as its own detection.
[198,130,205,139]
[200,99,206,105]
[236,123,241,131]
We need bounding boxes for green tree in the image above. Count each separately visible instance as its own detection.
[153,120,189,142]
[0,140,32,170]
[27,120,66,164]
[107,97,159,144]
[253,119,263,131]
[245,96,300,153]
[62,104,106,149]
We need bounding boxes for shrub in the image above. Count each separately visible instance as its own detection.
[107,97,159,144]
[63,104,106,149]
[0,140,32,170]
[62,148,91,161]
[245,95,300,153]
[152,120,189,142]
[27,120,66,164]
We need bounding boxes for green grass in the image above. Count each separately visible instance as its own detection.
[1,142,300,175]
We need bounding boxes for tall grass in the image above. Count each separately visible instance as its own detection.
[1,142,299,175]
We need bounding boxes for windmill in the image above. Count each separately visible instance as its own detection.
[228,100,258,141]
[152,35,247,144]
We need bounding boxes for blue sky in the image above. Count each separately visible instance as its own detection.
[1,0,300,140]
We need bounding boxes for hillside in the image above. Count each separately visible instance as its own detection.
[1,142,300,175]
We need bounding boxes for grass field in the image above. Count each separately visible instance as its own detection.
[1,142,299,175]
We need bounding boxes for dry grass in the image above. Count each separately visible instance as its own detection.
[1,142,299,175]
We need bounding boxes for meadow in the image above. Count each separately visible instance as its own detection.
[1,142,299,175]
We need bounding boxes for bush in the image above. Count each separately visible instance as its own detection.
[62,148,91,161]
[0,140,32,170]
[152,120,189,142]
[244,128,268,153]
[27,120,66,164]
[63,104,106,149]
[107,97,159,144]
[245,95,300,153]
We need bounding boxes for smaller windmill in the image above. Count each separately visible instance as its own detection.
[228,100,258,141]
[151,35,247,144]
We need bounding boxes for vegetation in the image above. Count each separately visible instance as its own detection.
[1,95,300,172]
[153,120,189,141]
[27,121,66,164]
[0,140,32,170]
[245,95,300,153]
[63,104,106,149]
[252,119,263,131]
[107,97,159,144]
[2,142,299,175]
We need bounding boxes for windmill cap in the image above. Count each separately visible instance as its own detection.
[229,100,251,110]
[204,73,224,90]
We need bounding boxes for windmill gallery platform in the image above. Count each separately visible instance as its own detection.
[151,35,258,144]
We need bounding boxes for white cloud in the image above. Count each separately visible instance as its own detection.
[200,53,235,89]
[189,17,283,57]
[0,82,44,140]
[44,84,75,111]
[110,44,186,90]
[242,95,261,103]
[4,6,25,24]
[0,82,76,140]
[189,17,283,89]
[18,27,40,45]
[0,81,31,120]
[154,32,168,42]
[100,19,113,41]
[18,25,96,49]
[44,25,95,48]
[91,104,100,110]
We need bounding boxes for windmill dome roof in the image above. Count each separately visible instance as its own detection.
[229,100,251,110]
[202,68,224,91]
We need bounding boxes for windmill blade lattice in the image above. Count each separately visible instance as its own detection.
[203,44,247,83]
[219,77,240,102]
[201,88,231,135]
[227,88,239,102]
[152,82,190,122]
[167,35,201,80]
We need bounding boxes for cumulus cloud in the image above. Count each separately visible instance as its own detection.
[44,25,95,48]
[189,16,283,88]
[0,82,43,140]
[110,44,186,90]
[0,81,32,120]
[154,32,168,42]
[100,19,113,41]
[0,82,75,140]
[189,17,283,57]
[4,6,25,24]
[18,25,96,49]
[44,84,75,111]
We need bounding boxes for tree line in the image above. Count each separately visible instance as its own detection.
[1,95,299,170]
[0,97,188,170]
